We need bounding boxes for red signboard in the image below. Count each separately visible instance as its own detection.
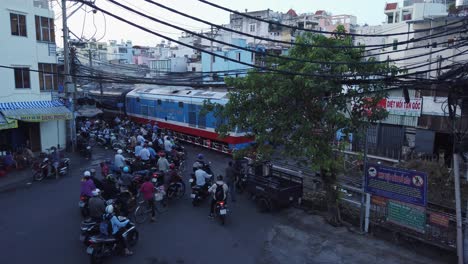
[429,212,450,227]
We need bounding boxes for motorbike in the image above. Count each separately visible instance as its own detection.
[32,156,70,181]
[80,219,100,246]
[79,195,90,218]
[166,179,186,200]
[79,145,92,160]
[235,172,248,194]
[189,173,211,207]
[86,220,139,264]
[214,200,228,225]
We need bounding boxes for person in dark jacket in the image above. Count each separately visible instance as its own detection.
[88,189,106,221]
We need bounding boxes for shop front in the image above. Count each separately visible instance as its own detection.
[0,101,72,152]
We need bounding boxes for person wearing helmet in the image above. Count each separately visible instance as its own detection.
[101,175,119,200]
[192,154,206,172]
[194,163,212,188]
[139,176,156,222]
[119,166,134,193]
[208,175,229,218]
[157,152,170,172]
[114,149,126,171]
[103,205,133,256]
[164,136,173,153]
[80,171,96,197]
[88,189,105,221]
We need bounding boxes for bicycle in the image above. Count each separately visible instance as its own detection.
[134,187,168,224]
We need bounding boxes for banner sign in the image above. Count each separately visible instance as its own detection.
[378,97,422,117]
[387,200,426,233]
[429,212,450,227]
[17,114,72,122]
[365,164,427,206]
[0,120,18,130]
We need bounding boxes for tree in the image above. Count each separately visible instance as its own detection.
[209,26,399,223]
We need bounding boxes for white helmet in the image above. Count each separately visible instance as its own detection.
[84,171,91,177]
[117,149,123,154]
[105,205,114,214]
[91,188,101,197]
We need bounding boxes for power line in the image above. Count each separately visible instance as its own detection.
[105,0,468,66]
[146,0,467,50]
[198,0,466,38]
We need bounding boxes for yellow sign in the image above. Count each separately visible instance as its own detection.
[0,120,18,130]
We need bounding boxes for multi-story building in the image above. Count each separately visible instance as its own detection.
[0,0,71,152]
[107,40,133,64]
[353,1,468,162]
[201,38,254,83]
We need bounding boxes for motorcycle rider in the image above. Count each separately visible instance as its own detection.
[157,152,170,172]
[137,133,145,145]
[192,154,206,172]
[208,175,229,218]
[103,205,133,256]
[50,146,61,179]
[101,175,119,200]
[139,176,156,222]
[81,171,96,198]
[194,163,212,189]
[88,189,106,221]
[147,142,157,160]
[134,142,143,158]
[114,149,126,172]
[164,136,173,154]
[139,143,151,162]
[119,166,134,192]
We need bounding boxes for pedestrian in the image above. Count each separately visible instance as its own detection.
[139,176,156,222]
[225,161,238,202]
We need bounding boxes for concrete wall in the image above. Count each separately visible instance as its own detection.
[0,0,55,103]
[40,120,66,151]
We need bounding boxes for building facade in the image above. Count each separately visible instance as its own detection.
[353,1,468,162]
[0,0,71,152]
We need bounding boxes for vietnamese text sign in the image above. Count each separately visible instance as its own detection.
[429,212,450,227]
[378,97,422,117]
[387,200,426,233]
[365,164,427,206]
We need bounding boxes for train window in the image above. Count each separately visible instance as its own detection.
[157,99,161,105]
[178,102,184,108]
[136,97,140,103]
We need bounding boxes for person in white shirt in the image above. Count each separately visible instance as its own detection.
[195,164,212,187]
[139,144,150,161]
[134,142,143,157]
[208,175,229,218]
[114,149,126,170]
[136,134,145,145]
[157,153,170,172]
[164,137,173,152]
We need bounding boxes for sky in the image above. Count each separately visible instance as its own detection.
[54,0,390,47]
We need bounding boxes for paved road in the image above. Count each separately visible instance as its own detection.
[0,145,279,264]
[0,144,455,264]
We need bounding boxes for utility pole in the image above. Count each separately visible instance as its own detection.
[360,127,369,233]
[88,49,93,67]
[62,0,76,152]
[210,25,214,79]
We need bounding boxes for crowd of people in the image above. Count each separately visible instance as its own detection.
[77,116,244,258]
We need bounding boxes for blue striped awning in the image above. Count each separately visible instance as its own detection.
[0,100,72,122]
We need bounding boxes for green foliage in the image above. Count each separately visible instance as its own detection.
[208,32,399,174]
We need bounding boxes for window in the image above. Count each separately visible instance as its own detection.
[14,68,31,89]
[157,99,162,105]
[178,102,184,108]
[10,13,27,37]
[35,16,55,42]
[118,47,127,53]
[236,52,241,61]
[211,55,216,63]
[392,39,398,51]
[192,67,196,72]
[38,63,58,91]
[249,24,256,32]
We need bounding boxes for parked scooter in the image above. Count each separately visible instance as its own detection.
[32,156,70,181]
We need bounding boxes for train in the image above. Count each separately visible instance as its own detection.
[90,85,253,153]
